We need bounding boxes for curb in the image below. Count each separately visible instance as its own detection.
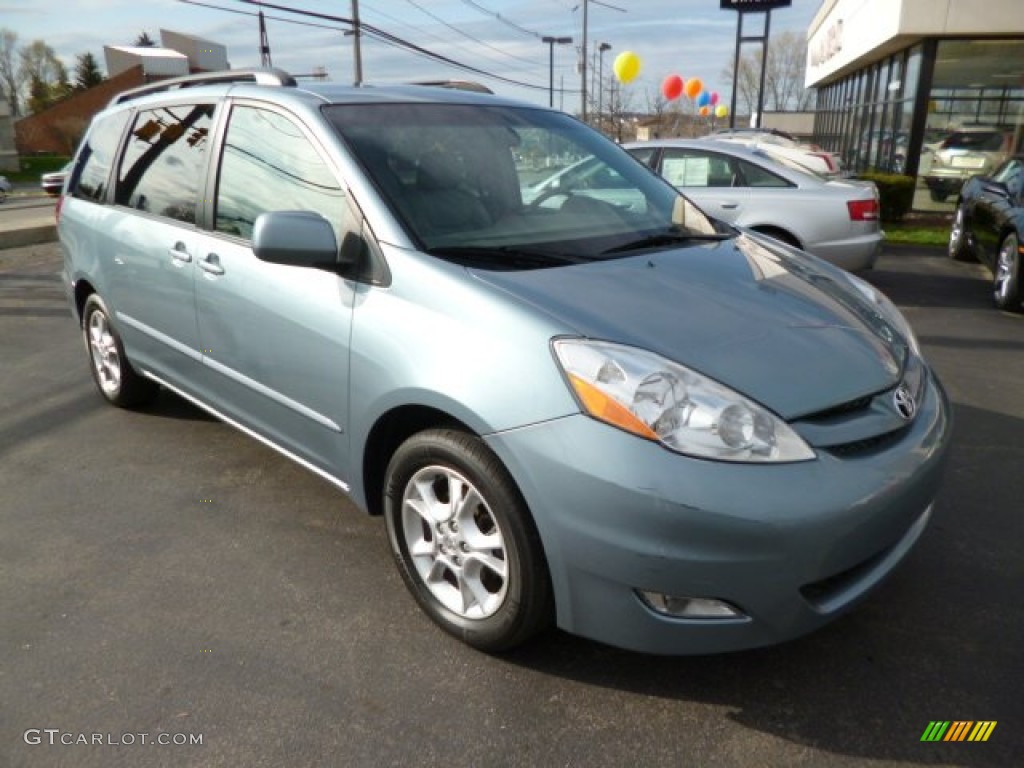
[0,225,58,250]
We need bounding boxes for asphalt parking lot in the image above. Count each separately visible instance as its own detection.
[1,241,1021,768]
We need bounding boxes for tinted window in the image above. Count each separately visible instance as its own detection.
[72,111,130,203]
[215,105,344,241]
[660,149,736,188]
[116,104,214,223]
[943,131,1004,151]
[738,158,792,188]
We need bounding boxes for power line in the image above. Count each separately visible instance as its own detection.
[211,0,572,92]
[457,0,544,39]
[361,1,545,78]
[401,0,538,67]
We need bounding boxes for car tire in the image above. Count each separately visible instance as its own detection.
[948,204,974,262]
[82,294,160,407]
[993,232,1023,313]
[929,189,948,203]
[384,428,553,652]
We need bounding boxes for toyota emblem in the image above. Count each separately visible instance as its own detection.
[893,385,916,420]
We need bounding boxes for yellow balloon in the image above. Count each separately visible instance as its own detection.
[715,104,729,118]
[613,51,641,84]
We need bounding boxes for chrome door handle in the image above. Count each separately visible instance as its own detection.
[199,253,225,276]
[169,242,192,263]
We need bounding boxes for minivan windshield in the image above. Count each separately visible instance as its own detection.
[325,103,719,267]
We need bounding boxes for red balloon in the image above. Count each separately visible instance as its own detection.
[661,74,683,101]
[710,91,720,106]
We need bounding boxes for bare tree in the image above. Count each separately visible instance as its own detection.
[722,31,813,114]
[20,40,67,114]
[0,28,22,117]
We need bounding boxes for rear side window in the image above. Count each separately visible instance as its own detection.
[72,111,130,203]
[215,105,344,241]
[943,132,1004,151]
[116,104,215,223]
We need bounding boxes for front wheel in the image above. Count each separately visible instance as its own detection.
[384,429,553,652]
[993,232,1023,313]
[82,294,160,407]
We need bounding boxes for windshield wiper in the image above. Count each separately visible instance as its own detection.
[601,230,732,255]
[426,245,588,269]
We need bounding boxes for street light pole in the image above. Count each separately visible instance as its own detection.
[597,42,611,129]
[542,36,573,109]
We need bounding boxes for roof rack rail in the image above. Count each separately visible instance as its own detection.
[111,68,297,106]
[409,80,494,94]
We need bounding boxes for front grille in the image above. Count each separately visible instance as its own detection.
[824,427,906,457]
[802,394,874,422]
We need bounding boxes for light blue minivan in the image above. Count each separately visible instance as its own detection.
[60,70,951,654]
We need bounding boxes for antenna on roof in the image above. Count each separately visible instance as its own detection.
[258,9,273,68]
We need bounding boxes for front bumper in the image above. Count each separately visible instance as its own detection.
[486,369,951,655]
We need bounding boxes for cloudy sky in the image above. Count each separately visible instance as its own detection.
[1,0,822,111]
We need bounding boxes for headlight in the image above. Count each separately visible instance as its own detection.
[845,274,921,357]
[552,339,815,463]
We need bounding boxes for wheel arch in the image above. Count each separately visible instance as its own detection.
[73,278,97,325]
[749,224,803,250]
[361,404,474,517]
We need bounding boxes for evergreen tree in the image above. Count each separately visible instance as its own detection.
[74,52,105,91]
[134,32,156,48]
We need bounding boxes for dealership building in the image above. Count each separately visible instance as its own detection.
[806,0,1024,209]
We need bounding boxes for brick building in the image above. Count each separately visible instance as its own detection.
[14,30,227,156]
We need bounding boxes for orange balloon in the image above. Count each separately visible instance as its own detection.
[685,77,703,100]
[699,106,711,117]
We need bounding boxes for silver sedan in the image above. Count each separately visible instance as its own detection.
[625,139,883,271]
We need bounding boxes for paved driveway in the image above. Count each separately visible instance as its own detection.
[1,242,1020,767]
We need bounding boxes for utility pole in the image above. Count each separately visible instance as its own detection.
[580,0,588,121]
[351,0,363,85]
[258,10,272,68]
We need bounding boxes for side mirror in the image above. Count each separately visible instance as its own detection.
[252,211,340,269]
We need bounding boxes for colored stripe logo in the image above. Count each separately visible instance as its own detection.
[920,721,997,742]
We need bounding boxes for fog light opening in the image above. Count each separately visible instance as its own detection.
[638,591,746,619]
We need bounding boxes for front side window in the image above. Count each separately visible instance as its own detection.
[215,105,345,241]
[116,104,214,223]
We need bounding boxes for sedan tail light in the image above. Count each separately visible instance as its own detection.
[847,199,879,221]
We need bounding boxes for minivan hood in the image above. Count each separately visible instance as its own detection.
[472,234,905,420]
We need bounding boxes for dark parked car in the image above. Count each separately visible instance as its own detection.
[949,155,1024,311]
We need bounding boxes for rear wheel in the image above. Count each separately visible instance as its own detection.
[82,294,160,407]
[993,233,1023,313]
[384,428,553,652]
[751,227,800,250]
[948,204,974,262]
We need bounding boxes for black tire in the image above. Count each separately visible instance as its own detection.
[948,204,974,262]
[82,294,160,407]
[993,232,1023,313]
[929,189,948,203]
[384,428,553,652]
